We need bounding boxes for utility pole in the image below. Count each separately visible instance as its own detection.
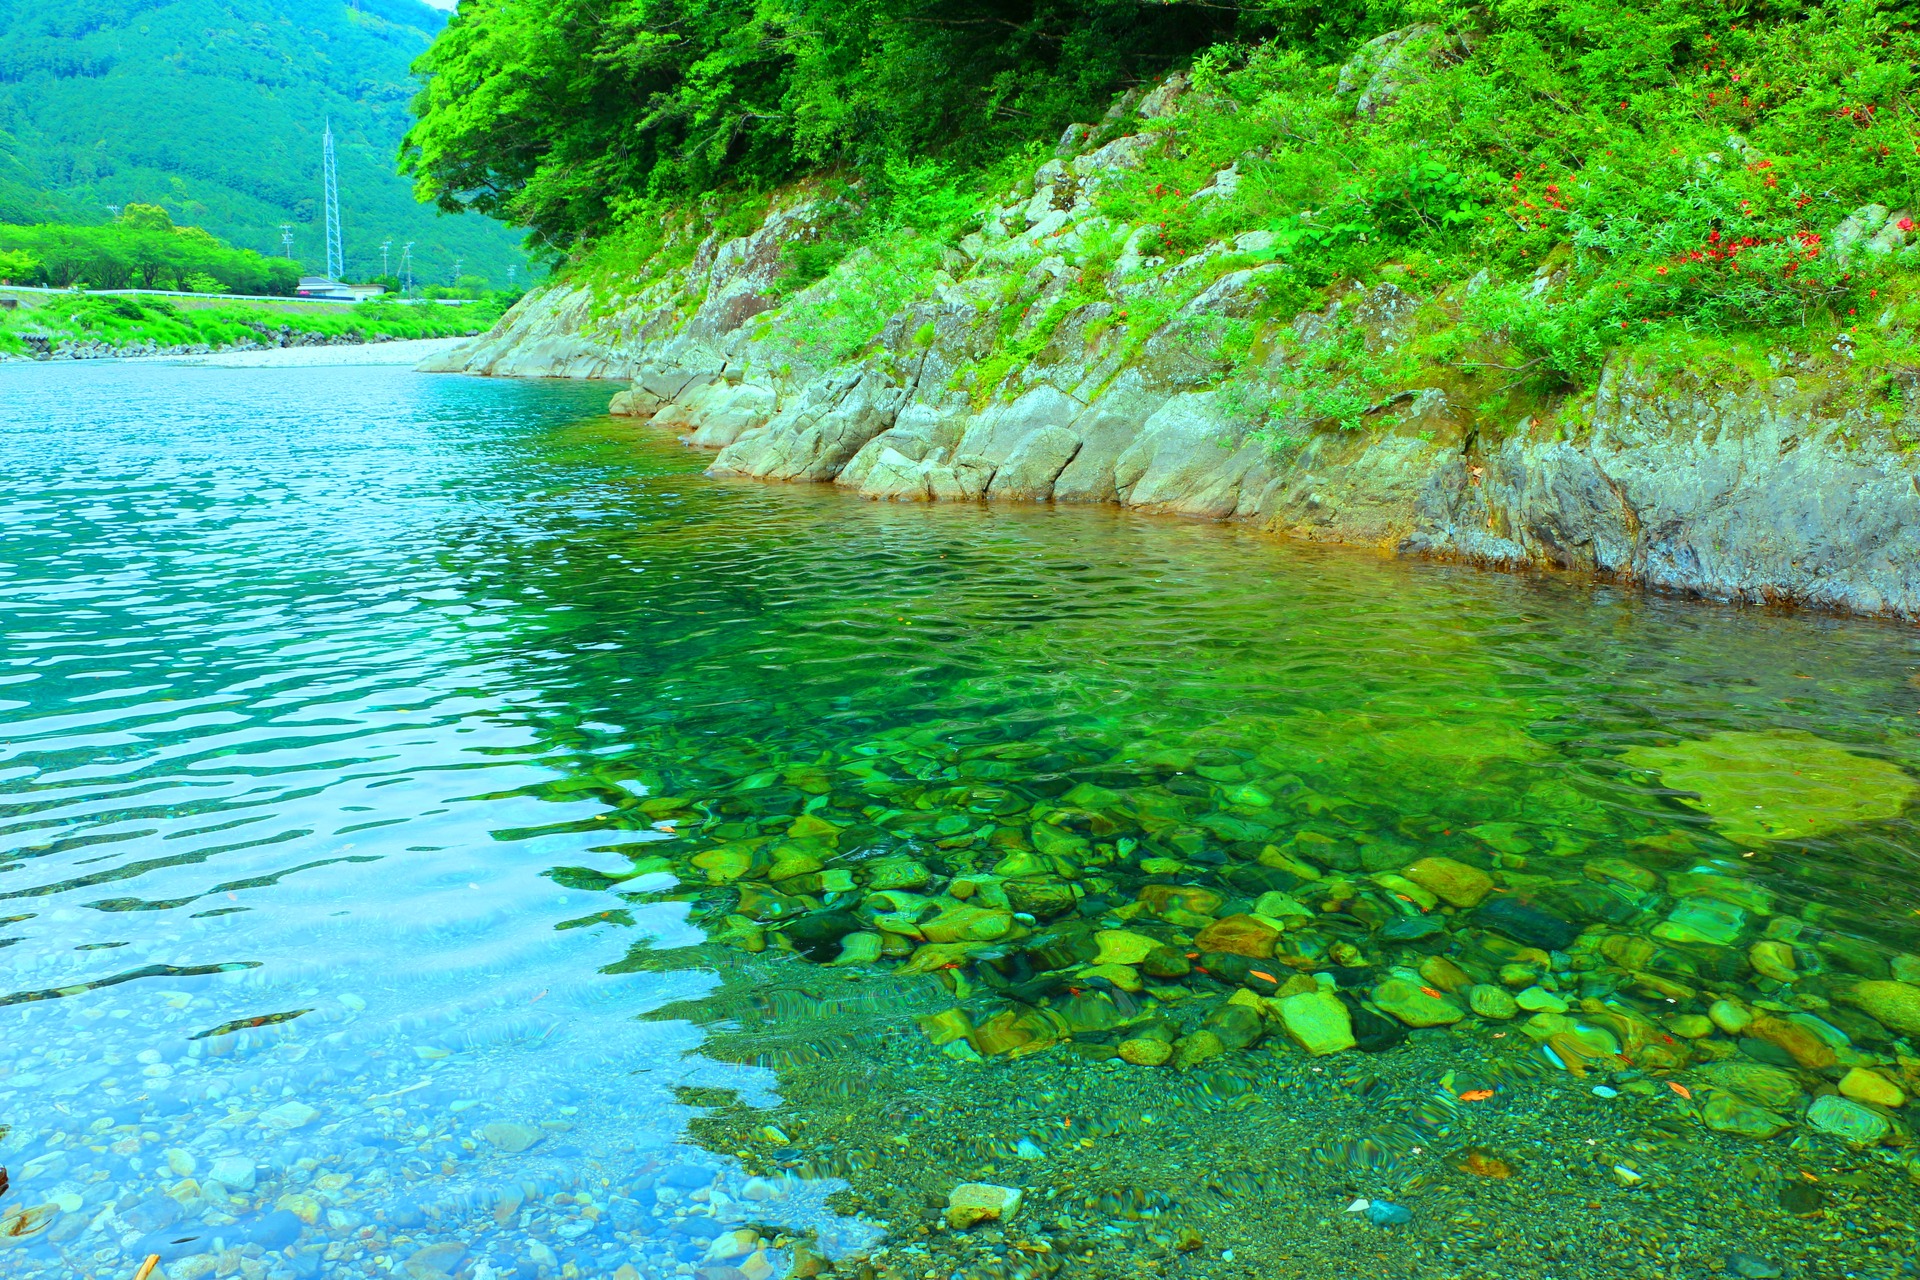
[401,242,414,297]
[322,120,343,281]
[280,224,295,259]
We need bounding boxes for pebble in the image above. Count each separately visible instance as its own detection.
[1837,1066,1906,1109]
[1371,978,1462,1028]
[1468,985,1518,1019]
[480,1121,544,1153]
[945,1183,1021,1229]
[1805,1094,1892,1145]
[1365,1200,1413,1226]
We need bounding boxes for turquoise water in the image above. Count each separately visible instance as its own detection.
[1,359,1918,1280]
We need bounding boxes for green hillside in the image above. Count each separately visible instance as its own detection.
[0,0,529,287]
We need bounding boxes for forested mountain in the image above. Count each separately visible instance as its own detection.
[0,0,528,286]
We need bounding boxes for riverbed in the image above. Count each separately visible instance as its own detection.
[1,359,1916,1280]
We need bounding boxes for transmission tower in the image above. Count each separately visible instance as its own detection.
[401,241,415,296]
[451,257,462,287]
[381,239,392,279]
[280,224,295,259]
[322,120,344,280]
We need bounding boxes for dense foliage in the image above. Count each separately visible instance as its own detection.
[0,0,529,284]
[0,206,302,293]
[403,0,1243,247]
[1094,0,1920,391]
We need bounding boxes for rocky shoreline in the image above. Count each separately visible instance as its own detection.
[420,74,1920,621]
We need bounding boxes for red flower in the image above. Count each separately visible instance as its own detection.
[1901,217,1915,233]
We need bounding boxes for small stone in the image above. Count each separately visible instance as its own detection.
[404,1242,468,1279]
[946,1183,1021,1229]
[1515,986,1568,1014]
[1748,940,1798,983]
[1173,1030,1227,1068]
[1725,1253,1784,1279]
[1402,856,1494,908]
[1697,1062,1804,1111]
[1117,1037,1173,1066]
[1418,957,1472,992]
[692,847,755,883]
[1277,990,1356,1056]
[1838,1067,1906,1109]
[259,1101,319,1129]
[480,1122,543,1153]
[1805,1094,1891,1145]
[1082,962,1143,992]
[1468,985,1518,1019]
[1701,1094,1791,1139]
[1746,1014,1836,1069]
[1371,978,1462,1028]
[1709,1000,1753,1035]
[1092,929,1160,966]
[206,1157,256,1190]
[165,1149,197,1178]
[1193,914,1280,958]
[275,1193,321,1225]
[1848,979,1920,1037]
[705,1229,761,1261]
[920,905,1013,943]
[1473,898,1579,950]
[1665,1014,1714,1039]
[1365,1200,1413,1226]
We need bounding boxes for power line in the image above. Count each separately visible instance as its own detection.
[322,120,343,280]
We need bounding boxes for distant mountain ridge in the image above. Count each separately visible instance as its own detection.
[0,0,528,285]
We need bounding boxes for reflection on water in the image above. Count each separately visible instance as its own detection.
[2,359,1919,1280]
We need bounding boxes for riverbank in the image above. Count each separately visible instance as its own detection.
[421,43,1920,621]
[0,291,506,363]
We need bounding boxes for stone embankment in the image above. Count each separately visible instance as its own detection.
[422,72,1920,620]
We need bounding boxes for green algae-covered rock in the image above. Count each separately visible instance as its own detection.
[1848,980,1920,1037]
[1805,1095,1891,1146]
[1701,1094,1791,1140]
[1402,856,1494,908]
[1372,978,1463,1028]
[1278,990,1355,1056]
[1695,1062,1805,1112]
[1622,730,1917,844]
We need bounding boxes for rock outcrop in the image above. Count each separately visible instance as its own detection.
[422,67,1920,620]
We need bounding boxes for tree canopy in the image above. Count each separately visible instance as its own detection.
[403,0,1259,249]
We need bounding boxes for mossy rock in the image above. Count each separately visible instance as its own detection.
[1622,730,1916,844]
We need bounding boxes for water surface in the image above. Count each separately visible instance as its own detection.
[2,359,1917,1280]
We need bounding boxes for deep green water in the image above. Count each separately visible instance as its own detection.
[1,359,1918,1280]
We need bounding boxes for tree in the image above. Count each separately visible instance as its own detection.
[0,247,36,282]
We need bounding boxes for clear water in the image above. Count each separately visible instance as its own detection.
[1,359,1917,1280]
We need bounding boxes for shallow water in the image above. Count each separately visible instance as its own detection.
[1,360,1917,1280]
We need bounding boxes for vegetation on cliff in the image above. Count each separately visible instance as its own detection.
[412,0,1920,437]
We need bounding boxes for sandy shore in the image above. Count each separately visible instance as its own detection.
[153,336,467,368]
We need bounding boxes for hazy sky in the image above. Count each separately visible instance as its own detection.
[418,0,457,9]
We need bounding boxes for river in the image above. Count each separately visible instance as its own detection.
[1,358,1916,1280]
